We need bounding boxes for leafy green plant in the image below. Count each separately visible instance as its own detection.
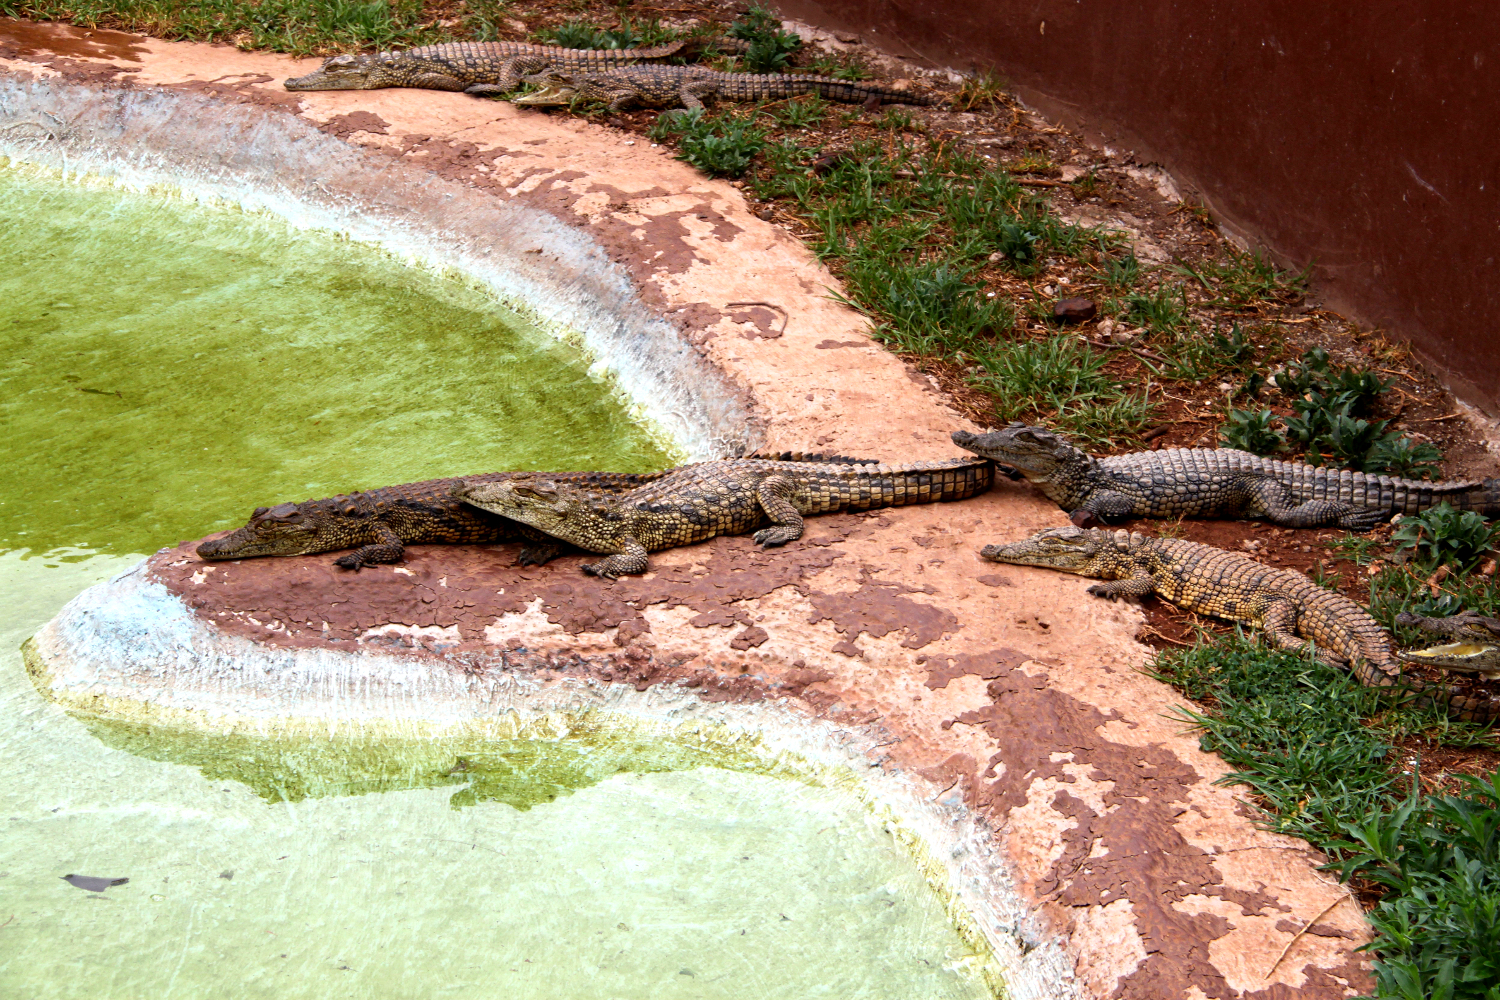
[1372,434,1446,479]
[991,221,1041,270]
[1392,504,1500,570]
[838,259,1011,358]
[1151,632,1496,1000]
[540,18,607,48]
[728,3,801,72]
[772,94,828,129]
[648,109,766,177]
[972,336,1152,446]
[1221,408,1287,454]
[809,51,872,80]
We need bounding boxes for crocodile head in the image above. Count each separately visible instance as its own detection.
[197,502,326,560]
[454,478,621,550]
[285,52,403,91]
[1397,641,1500,678]
[511,75,579,106]
[951,424,1093,481]
[979,525,1130,576]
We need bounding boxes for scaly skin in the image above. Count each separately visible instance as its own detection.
[283,39,742,95]
[512,65,938,111]
[196,470,660,570]
[982,526,1399,677]
[984,526,1500,721]
[453,457,993,577]
[194,454,872,570]
[1396,610,1500,681]
[954,423,1500,530]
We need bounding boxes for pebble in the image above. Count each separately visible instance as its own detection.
[1052,297,1098,324]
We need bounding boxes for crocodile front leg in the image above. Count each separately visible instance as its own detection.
[1084,575,1156,600]
[751,476,806,547]
[403,72,468,92]
[1240,476,1389,530]
[334,523,405,570]
[581,537,650,579]
[1071,488,1135,526]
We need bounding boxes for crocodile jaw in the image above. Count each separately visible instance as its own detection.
[1398,641,1500,678]
[512,81,578,106]
[979,525,1106,575]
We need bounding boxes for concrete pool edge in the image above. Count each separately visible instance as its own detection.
[7,21,1376,1000]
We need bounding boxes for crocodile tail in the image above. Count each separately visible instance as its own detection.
[771,75,939,106]
[751,451,882,465]
[882,459,995,507]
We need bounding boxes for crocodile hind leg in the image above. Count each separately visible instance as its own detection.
[678,82,717,110]
[334,524,406,570]
[1250,594,1347,665]
[580,536,650,579]
[1239,475,1389,530]
[751,476,806,547]
[463,55,546,95]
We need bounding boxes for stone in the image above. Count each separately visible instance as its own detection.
[1052,297,1097,324]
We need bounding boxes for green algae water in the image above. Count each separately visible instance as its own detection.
[0,165,672,556]
[0,168,997,998]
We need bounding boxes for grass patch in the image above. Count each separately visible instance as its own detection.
[1,0,444,54]
[1151,633,1496,999]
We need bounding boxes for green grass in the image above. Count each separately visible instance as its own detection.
[1,0,445,54]
[1151,634,1497,1000]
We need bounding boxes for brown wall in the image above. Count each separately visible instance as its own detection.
[777,0,1500,413]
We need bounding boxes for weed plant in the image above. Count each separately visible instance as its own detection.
[648,109,766,177]
[1221,408,1286,454]
[1151,633,1497,1000]
[2,0,442,53]
[1392,505,1500,572]
[809,51,871,80]
[727,3,800,72]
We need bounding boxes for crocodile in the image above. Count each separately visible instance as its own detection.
[193,454,874,570]
[953,423,1500,530]
[283,38,743,95]
[512,65,938,111]
[1396,610,1500,679]
[983,526,1500,721]
[452,456,993,577]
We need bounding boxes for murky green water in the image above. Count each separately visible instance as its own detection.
[0,169,995,998]
[0,165,671,556]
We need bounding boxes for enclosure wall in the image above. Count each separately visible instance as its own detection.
[777,0,1500,412]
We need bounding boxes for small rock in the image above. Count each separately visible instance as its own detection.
[754,206,775,221]
[1052,297,1097,324]
[891,78,912,90]
[987,251,1004,264]
[834,31,861,43]
[62,874,129,893]
[1110,328,1138,345]
[505,17,528,33]
[1217,382,1233,392]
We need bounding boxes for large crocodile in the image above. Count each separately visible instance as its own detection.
[284,38,742,95]
[512,65,938,111]
[453,456,993,577]
[194,453,874,570]
[954,423,1500,530]
[982,526,1499,721]
[196,470,659,570]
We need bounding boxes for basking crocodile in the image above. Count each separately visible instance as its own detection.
[453,456,993,577]
[512,65,938,111]
[196,470,660,570]
[194,454,874,570]
[954,423,1500,530]
[284,38,742,95]
[983,526,1499,721]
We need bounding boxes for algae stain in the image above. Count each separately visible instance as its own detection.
[78,714,798,813]
[0,166,672,557]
